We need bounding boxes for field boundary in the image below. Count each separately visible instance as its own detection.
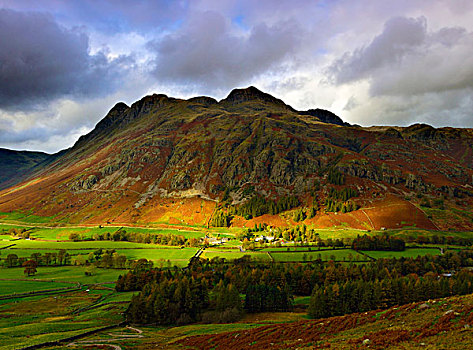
[0,282,80,300]
[355,250,377,261]
[0,243,16,249]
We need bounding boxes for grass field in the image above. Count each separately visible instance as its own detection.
[362,248,441,260]
[116,247,198,266]
[0,280,75,296]
[202,249,271,262]
[0,288,128,350]
[0,211,56,223]
[260,246,341,252]
[0,266,124,284]
[10,240,167,249]
[270,249,366,262]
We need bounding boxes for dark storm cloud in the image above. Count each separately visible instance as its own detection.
[0,9,133,109]
[148,11,301,90]
[328,16,473,97]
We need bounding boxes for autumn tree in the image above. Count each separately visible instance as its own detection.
[23,259,37,276]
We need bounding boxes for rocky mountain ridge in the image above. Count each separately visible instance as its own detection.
[0,86,472,229]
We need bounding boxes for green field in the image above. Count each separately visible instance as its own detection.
[0,222,207,241]
[202,249,271,261]
[260,246,341,252]
[0,266,124,284]
[0,211,56,223]
[116,247,198,266]
[0,288,127,350]
[1,248,94,259]
[270,249,366,262]
[10,240,165,249]
[0,280,75,296]
[362,248,441,260]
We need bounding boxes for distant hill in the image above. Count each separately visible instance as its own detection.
[0,148,55,190]
[0,86,472,229]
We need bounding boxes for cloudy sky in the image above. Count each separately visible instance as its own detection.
[1,0,473,153]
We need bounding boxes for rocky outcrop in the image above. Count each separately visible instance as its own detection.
[71,174,98,191]
[405,173,427,191]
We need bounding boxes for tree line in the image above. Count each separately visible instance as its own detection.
[352,234,406,251]
[308,268,473,319]
[2,248,158,272]
[69,229,199,247]
[118,249,473,325]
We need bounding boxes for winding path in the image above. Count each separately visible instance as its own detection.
[67,326,144,350]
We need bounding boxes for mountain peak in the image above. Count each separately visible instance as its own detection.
[110,102,129,114]
[299,108,347,126]
[221,86,288,107]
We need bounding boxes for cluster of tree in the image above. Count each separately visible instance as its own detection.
[327,168,345,185]
[3,249,71,268]
[125,277,208,325]
[308,269,473,319]
[2,227,30,239]
[120,249,473,323]
[202,281,243,323]
[71,229,197,247]
[2,248,140,272]
[293,208,307,222]
[405,234,473,247]
[327,187,358,201]
[237,224,349,248]
[273,226,346,246]
[278,225,320,243]
[352,234,406,251]
[126,276,209,325]
[323,186,359,213]
[210,210,232,227]
[80,249,129,269]
[325,199,358,213]
[118,250,473,303]
[125,274,244,325]
[228,195,299,219]
[23,259,37,276]
[244,284,292,312]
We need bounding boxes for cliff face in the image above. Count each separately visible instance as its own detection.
[0,87,472,229]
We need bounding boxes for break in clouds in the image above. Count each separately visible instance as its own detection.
[329,16,473,127]
[1,0,473,152]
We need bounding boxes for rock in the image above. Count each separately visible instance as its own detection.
[419,303,430,310]
[362,339,371,345]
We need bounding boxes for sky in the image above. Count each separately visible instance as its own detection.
[1,0,473,153]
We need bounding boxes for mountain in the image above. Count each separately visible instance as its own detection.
[0,86,472,229]
[0,148,59,190]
